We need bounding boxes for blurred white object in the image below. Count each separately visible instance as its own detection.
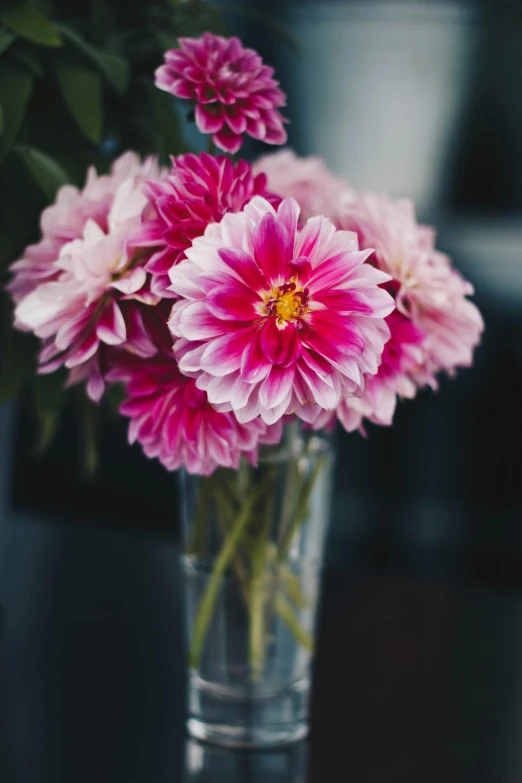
[287,0,478,217]
[441,217,522,310]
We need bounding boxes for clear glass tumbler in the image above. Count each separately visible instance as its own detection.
[180,422,333,749]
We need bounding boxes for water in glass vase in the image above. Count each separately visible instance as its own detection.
[180,422,333,749]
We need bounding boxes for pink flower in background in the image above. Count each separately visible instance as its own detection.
[333,190,484,429]
[2,22,485,481]
[168,196,395,425]
[14,161,163,402]
[253,149,347,224]
[107,346,282,476]
[133,153,278,298]
[406,244,484,387]
[336,310,425,432]
[8,152,160,307]
[155,34,288,154]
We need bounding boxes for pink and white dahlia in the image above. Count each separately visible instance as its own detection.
[335,309,425,432]
[133,153,278,298]
[155,34,288,154]
[13,159,163,402]
[168,196,395,425]
[253,149,347,224]
[106,347,281,476]
[8,152,159,306]
[405,240,484,388]
[333,190,484,430]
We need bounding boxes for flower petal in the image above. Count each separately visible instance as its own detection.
[217,248,266,291]
[200,328,256,376]
[206,281,261,322]
[260,317,301,367]
[297,361,339,409]
[305,311,365,356]
[277,197,300,240]
[253,211,292,286]
[195,103,225,133]
[213,127,243,154]
[259,365,295,409]
[109,266,147,295]
[64,332,100,368]
[179,300,229,340]
[96,298,127,345]
[240,328,271,383]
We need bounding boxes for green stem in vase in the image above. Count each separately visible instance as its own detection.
[187,475,212,556]
[249,572,265,679]
[275,594,314,652]
[281,566,309,609]
[278,452,328,563]
[248,473,276,679]
[214,483,250,606]
[189,490,255,670]
[276,422,300,552]
[265,444,328,655]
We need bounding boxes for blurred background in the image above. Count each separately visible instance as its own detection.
[1,0,522,780]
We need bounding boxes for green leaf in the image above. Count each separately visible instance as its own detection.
[54,63,102,144]
[0,319,37,404]
[0,98,3,137]
[103,383,125,415]
[172,3,229,37]
[0,27,16,56]
[0,5,62,48]
[58,25,129,95]
[80,395,100,477]
[15,145,69,201]
[0,214,25,269]
[0,64,33,163]
[155,32,177,51]
[34,370,66,454]
[12,47,44,77]
[142,80,188,160]
[215,4,303,55]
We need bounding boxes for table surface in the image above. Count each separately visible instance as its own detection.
[2,515,522,783]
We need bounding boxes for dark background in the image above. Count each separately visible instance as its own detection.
[2,0,522,781]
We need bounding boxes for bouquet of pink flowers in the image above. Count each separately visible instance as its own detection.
[9,32,483,466]
[7,31,483,742]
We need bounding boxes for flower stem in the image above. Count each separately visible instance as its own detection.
[276,422,300,551]
[249,574,265,678]
[214,484,250,605]
[278,453,327,563]
[189,492,255,670]
[275,594,314,652]
[248,479,275,678]
[187,475,212,556]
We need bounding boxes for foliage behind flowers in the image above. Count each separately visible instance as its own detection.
[0,0,228,462]
[4,15,484,475]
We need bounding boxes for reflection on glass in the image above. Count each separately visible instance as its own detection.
[185,738,308,783]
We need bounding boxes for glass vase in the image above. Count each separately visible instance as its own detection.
[180,421,333,749]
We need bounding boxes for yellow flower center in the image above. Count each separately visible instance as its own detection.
[265,280,310,328]
[275,290,302,321]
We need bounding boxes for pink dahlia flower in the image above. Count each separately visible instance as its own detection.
[14,161,163,402]
[335,309,425,432]
[168,196,395,425]
[253,149,347,224]
[106,347,281,476]
[155,33,288,154]
[8,152,159,307]
[334,191,484,429]
[132,153,278,298]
